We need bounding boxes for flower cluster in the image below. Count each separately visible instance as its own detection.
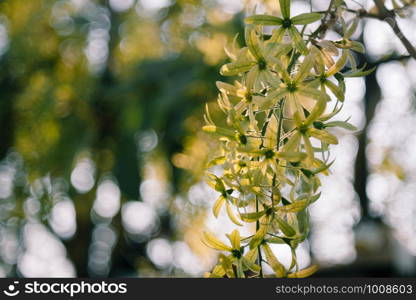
[202,0,372,278]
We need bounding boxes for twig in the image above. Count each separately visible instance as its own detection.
[347,1,416,59]
[373,0,416,59]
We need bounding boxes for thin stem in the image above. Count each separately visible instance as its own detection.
[347,1,416,59]
[308,0,335,42]
[276,98,286,151]
[373,0,416,59]
[255,195,263,278]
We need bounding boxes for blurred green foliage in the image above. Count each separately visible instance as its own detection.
[0,0,243,277]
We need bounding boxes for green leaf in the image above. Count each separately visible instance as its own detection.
[345,19,359,39]
[219,254,235,278]
[297,209,309,236]
[256,88,287,110]
[213,196,226,218]
[291,12,322,25]
[325,120,357,131]
[220,61,256,76]
[227,229,241,249]
[276,151,307,162]
[240,210,266,222]
[288,26,307,54]
[277,199,309,213]
[266,236,286,244]
[206,173,226,193]
[216,81,238,95]
[207,156,226,168]
[307,128,338,144]
[304,94,327,126]
[312,160,334,175]
[276,217,296,237]
[343,65,376,78]
[202,232,232,251]
[269,27,286,43]
[236,259,245,278]
[241,257,261,273]
[266,42,292,58]
[245,15,283,25]
[351,41,365,53]
[325,79,345,101]
[202,125,235,138]
[208,264,226,278]
[226,201,243,226]
[327,50,348,76]
[244,247,258,264]
[282,132,301,153]
[279,0,291,19]
[298,86,330,102]
[245,28,263,61]
[262,243,286,277]
[250,220,268,249]
[294,53,315,83]
[288,264,318,278]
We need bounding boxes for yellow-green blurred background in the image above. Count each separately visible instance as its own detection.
[0,0,416,277]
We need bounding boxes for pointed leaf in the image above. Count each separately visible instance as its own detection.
[307,128,338,144]
[245,15,283,25]
[257,88,287,110]
[226,201,243,226]
[227,229,241,249]
[291,12,322,25]
[213,196,226,218]
[287,264,319,278]
[277,199,309,213]
[305,96,327,125]
[327,50,348,76]
[325,120,357,131]
[250,220,268,249]
[220,61,256,76]
[325,79,345,101]
[240,210,266,222]
[276,217,296,237]
[288,26,307,54]
[276,151,307,162]
[202,232,232,251]
[262,243,286,277]
[279,0,291,19]
[283,132,301,152]
[298,87,330,102]
[245,28,263,61]
[294,53,315,83]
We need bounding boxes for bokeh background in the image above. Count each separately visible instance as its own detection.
[0,0,415,277]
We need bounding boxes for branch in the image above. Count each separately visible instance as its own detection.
[348,1,416,59]
[373,0,416,59]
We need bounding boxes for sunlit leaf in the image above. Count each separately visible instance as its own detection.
[262,243,286,277]
[276,151,307,162]
[213,196,226,218]
[245,15,283,25]
[288,26,307,54]
[276,217,296,237]
[277,199,309,213]
[291,13,322,25]
[227,229,241,249]
[325,120,357,131]
[240,210,266,222]
[287,264,319,278]
[202,232,232,251]
[307,128,338,144]
[226,201,243,226]
[279,0,291,19]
